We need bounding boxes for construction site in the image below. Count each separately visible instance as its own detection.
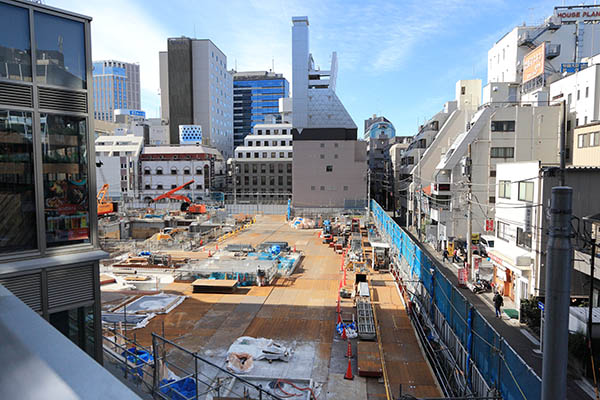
[99,194,445,400]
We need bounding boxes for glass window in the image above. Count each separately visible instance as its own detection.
[41,114,89,247]
[490,147,514,158]
[0,3,32,82]
[518,181,534,202]
[35,12,86,89]
[326,165,333,172]
[498,180,511,199]
[491,120,515,132]
[578,134,587,148]
[49,305,95,358]
[0,110,37,252]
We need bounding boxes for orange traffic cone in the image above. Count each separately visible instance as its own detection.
[216,243,219,251]
[343,268,347,286]
[344,358,354,380]
[336,298,341,314]
[341,325,347,340]
[337,312,342,324]
[208,250,212,257]
[293,245,296,252]
[346,339,352,358]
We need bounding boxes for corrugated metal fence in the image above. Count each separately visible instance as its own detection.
[371,200,540,400]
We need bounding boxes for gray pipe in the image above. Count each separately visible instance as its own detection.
[541,187,573,400]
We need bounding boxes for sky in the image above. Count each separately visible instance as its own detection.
[51,0,583,136]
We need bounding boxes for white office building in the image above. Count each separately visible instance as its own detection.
[95,135,144,200]
[233,123,293,201]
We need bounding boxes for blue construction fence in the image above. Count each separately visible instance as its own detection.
[370,200,540,400]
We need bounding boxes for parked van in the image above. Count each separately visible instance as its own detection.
[479,235,495,255]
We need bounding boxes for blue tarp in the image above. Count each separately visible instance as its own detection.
[159,377,196,400]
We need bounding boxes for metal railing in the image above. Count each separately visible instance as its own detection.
[151,333,284,400]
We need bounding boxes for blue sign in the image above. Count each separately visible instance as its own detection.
[538,301,544,311]
[127,109,146,117]
[561,63,587,74]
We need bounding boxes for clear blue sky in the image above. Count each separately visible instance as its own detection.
[53,0,578,136]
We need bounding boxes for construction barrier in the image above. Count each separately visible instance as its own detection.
[370,200,539,400]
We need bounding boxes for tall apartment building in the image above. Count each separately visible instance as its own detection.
[159,38,233,159]
[233,71,289,148]
[290,16,367,209]
[233,123,293,201]
[0,0,109,365]
[364,115,396,208]
[92,59,141,121]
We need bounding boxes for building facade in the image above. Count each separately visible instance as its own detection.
[0,0,105,362]
[92,59,141,121]
[140,145,226,203]
[364,115,396,209]
[159,38,233,159]
[233,71,289,148]
[95,134,144,201]
[573,122,600,166]
[233,123,293,202]
[290,16,366,208]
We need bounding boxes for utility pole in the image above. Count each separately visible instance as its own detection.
[466,143,473,281]
[559,100,566,186]
[541,187,573,400]
[584,216,599,399]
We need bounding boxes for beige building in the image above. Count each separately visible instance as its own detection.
[292,137,367,208]
[573,122,600,166]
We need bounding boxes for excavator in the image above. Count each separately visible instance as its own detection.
[150,179,206,214]
[97,184,118,216]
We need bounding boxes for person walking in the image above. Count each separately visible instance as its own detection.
[443,249,449,262]
[493,291,504,318]
[452,249,459,263]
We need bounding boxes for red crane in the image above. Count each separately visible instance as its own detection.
[151,179,206,213]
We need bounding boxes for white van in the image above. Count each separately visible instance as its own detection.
[479,235,495,254]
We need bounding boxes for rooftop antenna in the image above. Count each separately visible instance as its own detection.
[272,57,275,73]
[235,59,237,72]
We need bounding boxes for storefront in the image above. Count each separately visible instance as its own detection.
[489,250,532,308]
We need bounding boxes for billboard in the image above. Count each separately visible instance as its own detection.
[555,6,600,23]
[115,109,146,118]
[522,43,545,84]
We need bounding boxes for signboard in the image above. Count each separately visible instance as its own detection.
[458,268,468,286]
[555,6,600,22]
[561,63,587,74]
[538,301,544,311]
[522,43,545,84]
[471,233,480,245]
[474,256,481,271]
[485,219,494,232]
[115,109,146,118]
[447,242,455,255]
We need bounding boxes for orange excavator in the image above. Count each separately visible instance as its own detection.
[97,184,118,216]
[150,179,206,214]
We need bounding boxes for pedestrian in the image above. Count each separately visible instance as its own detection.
[493,291,504,318]
[452,249,458,263]
[443,249,449,262]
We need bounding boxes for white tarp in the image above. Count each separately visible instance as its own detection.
[114,293,186,315]
[226,336,292,374]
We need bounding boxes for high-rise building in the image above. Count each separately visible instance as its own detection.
[289,16,367,209]
[92,59,140,121]
[364,115,398,209]
[159,38,234,160]
[232,71,289,148]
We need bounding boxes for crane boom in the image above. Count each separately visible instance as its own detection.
[152,179,194,203]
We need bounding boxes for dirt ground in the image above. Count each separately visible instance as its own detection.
[106,214,441,399]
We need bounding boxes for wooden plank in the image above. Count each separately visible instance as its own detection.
[191,279,238,293]
[357,341,383,377]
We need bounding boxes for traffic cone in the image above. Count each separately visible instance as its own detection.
[336,297,341,314]
[343,268,347,286]
[344,358,354,380]
[208,250,212,257]
[346,339,352,358]
[341,325,347,340]
[216,243,219,251]
[293,245,296,252]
